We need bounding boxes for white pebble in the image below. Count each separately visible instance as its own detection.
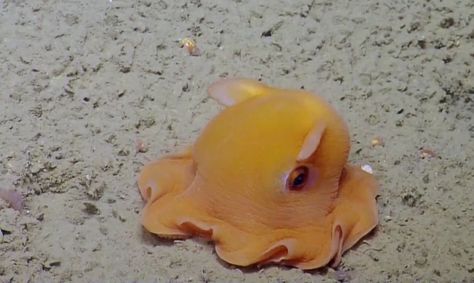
[361,164,373,174]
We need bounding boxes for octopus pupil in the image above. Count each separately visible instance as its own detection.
[289,166,308,190]
[293,174,305,187]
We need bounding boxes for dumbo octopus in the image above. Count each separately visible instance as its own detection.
[138,78,379,269]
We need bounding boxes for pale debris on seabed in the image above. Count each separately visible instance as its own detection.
[361,164,374,174]
[179,38,202,56]
[419,147,437,159]
[0,188,24,211]
[135,138,148,153]
[371,136,385,147]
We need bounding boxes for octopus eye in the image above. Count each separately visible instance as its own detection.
[287,166,309,191]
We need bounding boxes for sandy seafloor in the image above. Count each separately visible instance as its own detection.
[0,0,473,282]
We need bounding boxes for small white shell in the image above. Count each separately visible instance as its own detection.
[361,164,374,174]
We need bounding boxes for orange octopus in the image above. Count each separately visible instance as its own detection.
[138,78,379,269]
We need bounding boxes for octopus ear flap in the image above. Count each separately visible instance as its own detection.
[208,78,270,106]
[297,122,326,161]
